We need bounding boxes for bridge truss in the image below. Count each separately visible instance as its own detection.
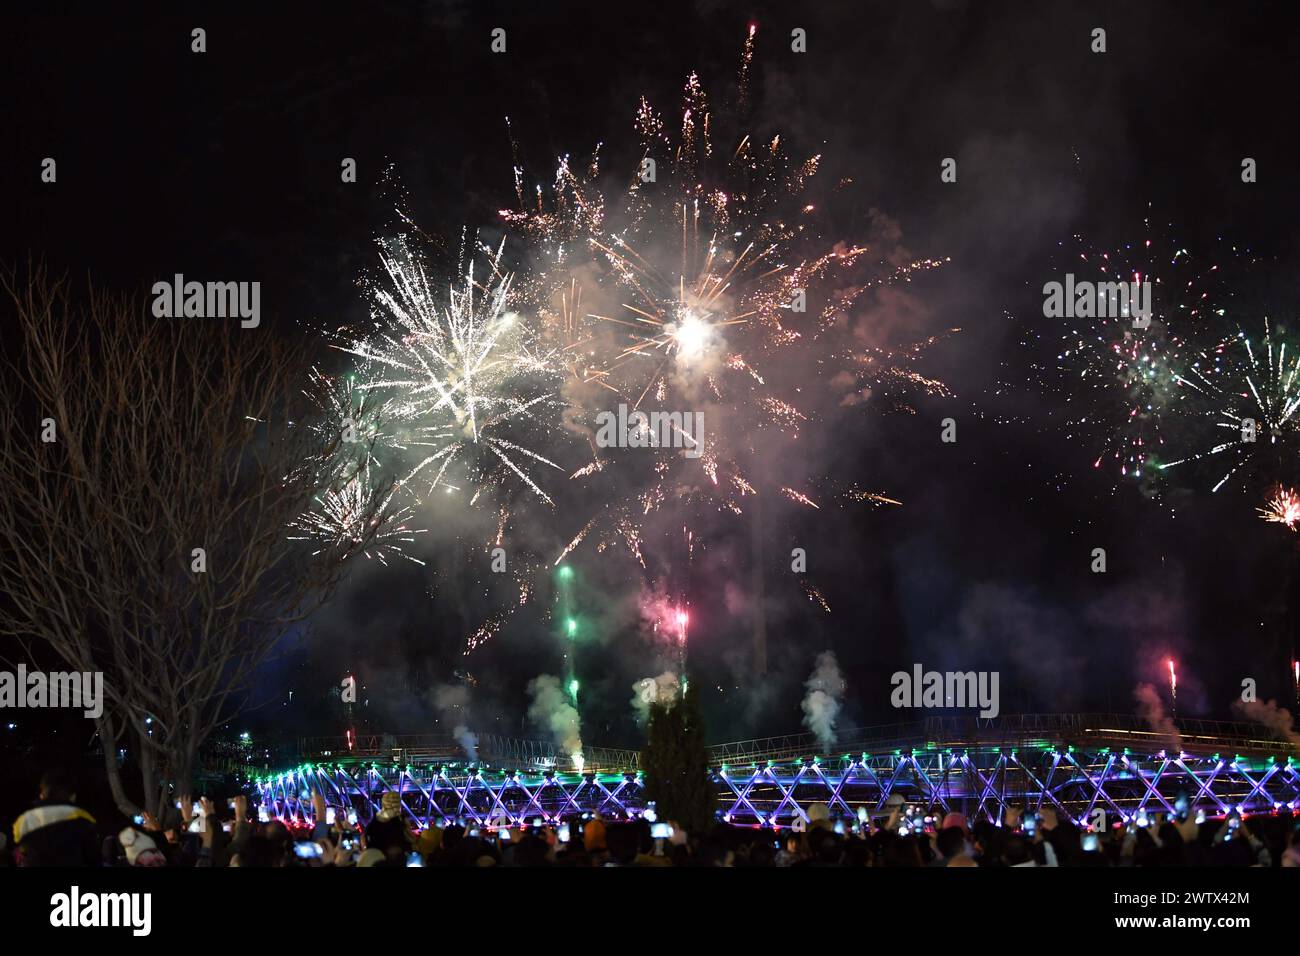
[259,714,1299,830]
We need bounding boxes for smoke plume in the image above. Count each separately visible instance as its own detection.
[1133,682,1182,751]
[1233,698,1300,749]
[428,683,479,762]
[801,650,846,749]
[527,674,584,766]
[631,671,680,724]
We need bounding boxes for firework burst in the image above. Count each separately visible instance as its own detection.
[1160,317,1300,491]
[338,235,566,506]
[289,470,427,566]
[302,365,393,484]
[1259,485,1300,530]
[504,27,949,565]
[1015,220,1261,491]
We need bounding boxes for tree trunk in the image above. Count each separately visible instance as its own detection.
[95,714,141,817]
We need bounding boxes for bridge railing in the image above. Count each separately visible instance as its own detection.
[297,732,641,772]
[706,713,1295,765]
[294,713,1294,777]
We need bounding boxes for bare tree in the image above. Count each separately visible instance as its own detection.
[0,265,392,816]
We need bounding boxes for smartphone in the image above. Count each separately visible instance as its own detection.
[325,808,336,825]
[1082,833,1099,852]
[1023,814,1037,835]
[1228,813,1241,830]
[1174,794,1189,821]
[406,851,423,867]
[132,814,145,826]
[557,823,571,843]
[1135,812,1149,829]
[1195,809,1206,825]
[258,807,270,823]
[227,799,237,810]
[469,828,480,838]
[293,841,322,859]
[833,820,845,835]
[650,822,671,839]
[340,834,358,851]
[347,809,358,826]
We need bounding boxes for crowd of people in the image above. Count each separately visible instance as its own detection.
[7,769,1300,867]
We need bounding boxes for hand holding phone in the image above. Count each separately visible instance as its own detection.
[293,841,323,860]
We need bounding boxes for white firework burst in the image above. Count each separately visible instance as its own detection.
[340,235,565,505]
[289,470,427,566]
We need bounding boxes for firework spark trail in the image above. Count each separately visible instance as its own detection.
[289,469,427,566]
[801,580,831,613]
[841,486,903,507]
[781,487,820,509]
[338,235,566,506]
[1168,658,1178,718]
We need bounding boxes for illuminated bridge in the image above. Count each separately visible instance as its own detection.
[257,714,1299,830]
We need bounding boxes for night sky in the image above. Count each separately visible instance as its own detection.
[6,1,1300,751]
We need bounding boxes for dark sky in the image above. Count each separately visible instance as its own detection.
[6,1,1300,748]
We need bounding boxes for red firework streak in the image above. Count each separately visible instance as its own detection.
[1168,659,1178,718]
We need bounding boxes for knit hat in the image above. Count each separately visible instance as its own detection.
[118,828,166,866]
